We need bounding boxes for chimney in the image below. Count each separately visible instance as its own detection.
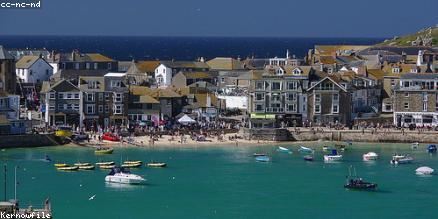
[206,94,211,107]
[51,50,55,62]
[71,50,76,61]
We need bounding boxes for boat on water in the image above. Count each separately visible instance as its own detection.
[147,162,167,167]
[253,153,267,157]
[298,146,314,153]
[95,147,114,155]
[99,165,116,169]
[363,152,379,161]
[303,155,314,161]
[121,162,142,168]
[324,149,342,162]
[416,166,434,175]
[124,160,142,165]
[57,166,79,171]
[390,154,414,164]
[55,126,73,137]
[278,146,291,153]
[411,142,419,149]
[344,166,377,190]
[322,146,332,151]
[96,161,115,166]
[105,167,146,185]
[427,144,437,153]
[102,132,120,142]
[74,162,91,166]
[78,165,95,170]
[54,163,68,167]
[255,155,270,162]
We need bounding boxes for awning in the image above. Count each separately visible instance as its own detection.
[250,113,275,119]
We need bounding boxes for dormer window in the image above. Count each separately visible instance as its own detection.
[392,67,400,74]
[410,68,418,73]
[327,68,333,74]
[292,68,302,75]
[276,68,284,75]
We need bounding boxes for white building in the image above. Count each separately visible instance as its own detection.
[154,64,173,87]
[16,55,53,83]
[154,61,210,87]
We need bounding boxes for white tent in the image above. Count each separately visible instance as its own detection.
[178,114,196,125]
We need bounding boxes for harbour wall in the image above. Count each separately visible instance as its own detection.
[0,134,63,148]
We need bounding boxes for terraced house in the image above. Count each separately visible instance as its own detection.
[393,73,438,127]
[248,66,311,128]
[78,76,111,129]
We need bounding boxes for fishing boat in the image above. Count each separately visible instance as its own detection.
[303,155,314,161]
[415,166,434,175]
[324,149,342,162]
[54,163,68,167]
[362,152,378,161]
[99,165,116,169]
[253,153,267,157]
[147,162,167,167]
[390,155,414,164]
[57,166,79,171]
[121,162,142,168]
[78,165,95,170]
[105,167,146,184]
[102,132,120,142]
[278,146,291,153]
[427,144,437,153]
[74,162,91,166]
[94,147,114,155]
[55,126,73,137]
[124,160,142,165]
[344,166,377,190]
[255,155,270,162]
[298,146,314,153]
[411,142,419,149]
[96,161,115,166]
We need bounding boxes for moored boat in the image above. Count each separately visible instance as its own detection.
[121,162,142,168]
[78,165,95,170]
[54,163,68,167]
[253,153,267,157]
[99,165,116,169]
[74,162,91,166]
[278,146,291,153]
[303,155,314,161]
[255,155,270,162]
[324,149,342,162]
[105,167,146,184]
[390,155,414,164]
[57,166,79,171]
[124,160,142,165]
[415,166,434,175]
[299,146,314,154]
[95,147,114,155]
[427,144,437,153]
[344,166,377,190]
[96,161,115,166]
[411,142,419,149]
[147,162,167,168]
[363,152,378,161]
[322,146,332,151]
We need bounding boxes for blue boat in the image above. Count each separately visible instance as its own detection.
[427,144,437,153]
[255,155,270,162]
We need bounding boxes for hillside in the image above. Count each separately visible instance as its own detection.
[377,25,438,47]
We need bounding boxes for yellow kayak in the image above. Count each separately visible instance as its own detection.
[147,162,167,168]
[95,161,115,165]
[121,163,142,168]
[99,165,115,169]
[95,148,114,154]
[54,163,69,168]
[78,165,95,170]
[57,166,79,171]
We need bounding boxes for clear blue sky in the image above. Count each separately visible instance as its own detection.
[0,0,437,37]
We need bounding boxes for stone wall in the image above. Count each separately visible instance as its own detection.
[0,134,63,148]
[244,128,292,141]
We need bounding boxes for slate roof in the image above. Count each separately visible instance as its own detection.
[161,61,210,69]
[400,73,438,80]
[52,69,109,80]
[0,45,14,60]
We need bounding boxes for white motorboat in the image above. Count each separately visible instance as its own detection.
[105,167,146,185]
[299,146,314,153]
[363,152,378,161]
[278,146,291,153]
[390,155,413,165]
[411,142,419,149]
[324,149,342,162]
[415,166,434,175]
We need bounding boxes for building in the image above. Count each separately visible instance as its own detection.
[307,76,352,126]
[171,71,217,88]
[0,45,17,94]
[47,50,118,74]
[7,48,50,61]
[0,92,23,135]
[103,73,129,126]
[78,76,111,129]
[16,55,53,83]
[125,60,160,85]
[128,86,161,126]
[206,57,245,70]
[183,93,219,122]
[154,61,210,87]
[248,67,311,128]
[393,73,438,127]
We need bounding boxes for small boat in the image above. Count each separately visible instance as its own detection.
[74,162,91,166]
[147,162,167,168]
[344,166,377,190]
[278,146,291,153]
[255,155,270,162]
[102,133,120,142]
[105,167,146,184]
[55,126,73,137]
[99,165,116,169]
[411,142,419,149]
[57,166,79,171]
[324,149,342,162]
[121,163,142,168]
[253,153,267,157]
[96,161,115,166]
[78,165,95,170]
[45,155,52,162]
[298,146,314,153]
[363,152,378,161]
[415,166,434,175]
[303,155,314,161]
[427,144,437,153]
[123,161,142,165]
[54,163,68,167]
[322,146,332,151]
[390,155,414,165]
[95,147,114,155]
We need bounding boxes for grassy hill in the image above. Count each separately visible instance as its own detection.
[377,26,438,47]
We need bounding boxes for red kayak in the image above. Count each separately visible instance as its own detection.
[102,133,120,141]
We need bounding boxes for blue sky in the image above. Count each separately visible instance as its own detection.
[0,0,437,37]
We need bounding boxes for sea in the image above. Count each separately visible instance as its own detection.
[1,143,438,219]
[0,36,383,61]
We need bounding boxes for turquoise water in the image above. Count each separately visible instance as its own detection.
[1,143,438,219]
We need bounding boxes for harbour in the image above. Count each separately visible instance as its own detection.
[1,142,438,218]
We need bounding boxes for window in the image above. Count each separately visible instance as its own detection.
[287,93,296,101]
[221,77,225,83]
[271,93,281,102]
[73,104,80,110]
[114,104,122,114]
[111,80,122,88]
[287,81,298,90]
[49,104,55,110]
[98,105,103,113]
[74,93,79,99]
[314,104,321,114]
[94,63,98,69]
[87,93,94,102]
[276,68,284,75]
[271,82,281,91]
[255,104,263,111]
[392,67,400,74]
[57,104,64,110]
[98,93,103,101]
[410,68,418,73]
[67,93,72,99]
[66,104,73,110]
[315,93,321,102]
[87,81,98,89]
[114,93,123,102]
[255,93,264,101]
[423,102,428,112]
[74,63,80,70]
[104,105,109,113]
[86,63,90,69]
[287,104,296,112]
[105,93,110,101]
[332,104,339,113]
[404,102,409,110]
[86,104,95,114]
[58,93,64,99]
[255,81,264,90]
[333,93,339,102]
[107,63,112,70]
[62,63,66,69]
[293,68,301,75]
[49,92,55,99]
[422,92,428,101]
[404,92,409,97]
[391,79,396,86]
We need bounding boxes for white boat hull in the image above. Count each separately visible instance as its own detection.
[105,175,146,185]
[324,155,342,162]
[363,152,378,161]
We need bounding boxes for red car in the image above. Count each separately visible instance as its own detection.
[102,133,120,141]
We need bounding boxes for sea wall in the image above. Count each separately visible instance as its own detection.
[243,128,291,141]
[0,134,63,148]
